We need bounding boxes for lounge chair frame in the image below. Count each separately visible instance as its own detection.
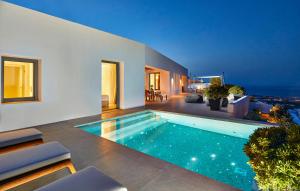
[0,139,44,154]
[0,159,76,191]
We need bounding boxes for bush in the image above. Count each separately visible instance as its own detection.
[269,104,291,124]
[228,86,245,95]
[210,77,222,86]
[244,124,300,190]
[224,84,234,90]
[204,85,228,100]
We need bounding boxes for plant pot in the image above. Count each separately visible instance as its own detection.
[209,98,221,111]
[221,98,228,107]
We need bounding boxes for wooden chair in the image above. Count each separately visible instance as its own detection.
[145,90,151,101]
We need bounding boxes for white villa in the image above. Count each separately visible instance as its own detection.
[1,2,296,191]
[0,1,188,131]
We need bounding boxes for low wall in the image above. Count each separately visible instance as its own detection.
[227,96,250,118]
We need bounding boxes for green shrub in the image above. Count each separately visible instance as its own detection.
[244,124,300,190]
[204,85,228,100]
[228,86,245,95]
[210,77,222,86]
[269,104,291,124]
[224,84,234,90]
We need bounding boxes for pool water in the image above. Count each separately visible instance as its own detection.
[77,110,263,190]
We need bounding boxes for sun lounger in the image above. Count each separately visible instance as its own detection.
[0,141,76,191]
[35,166,127,191]
[185,94,203,103]
[0,128,43,154]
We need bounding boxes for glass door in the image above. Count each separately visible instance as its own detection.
[101,61,119,111]
[149,73,160,90]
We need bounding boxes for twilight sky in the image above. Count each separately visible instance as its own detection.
[5,0,300,87]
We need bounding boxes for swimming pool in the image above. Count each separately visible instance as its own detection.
[77,110,265,190]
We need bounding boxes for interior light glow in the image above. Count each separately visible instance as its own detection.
[4,61,34,98]
[102,62,117,109]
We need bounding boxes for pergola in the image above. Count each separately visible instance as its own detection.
[191,75,225,85]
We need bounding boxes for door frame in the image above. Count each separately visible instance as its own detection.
[101,60,120,110]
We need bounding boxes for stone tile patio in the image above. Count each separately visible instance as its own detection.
[11,96,244,191]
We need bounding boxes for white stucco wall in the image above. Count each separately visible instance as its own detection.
[145,47,188,76]
[0,1,188,131]
[0,1,145,131]
[145,47,188,95]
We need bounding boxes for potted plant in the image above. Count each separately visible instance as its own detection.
[228,86,245,100]
[210,77,222,86]
[221,85,231,107]
[204,85,228,110]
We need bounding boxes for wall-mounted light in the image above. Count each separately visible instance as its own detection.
[171,78,174,84]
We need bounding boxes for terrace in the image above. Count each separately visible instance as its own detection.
[2,2,298,191]
[146,94,232,120]
[9,106,241,191]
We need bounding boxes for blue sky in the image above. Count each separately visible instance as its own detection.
[5,0,300,87]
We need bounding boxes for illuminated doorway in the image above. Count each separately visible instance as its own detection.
[101,61,119,111]
[149,72,160,90]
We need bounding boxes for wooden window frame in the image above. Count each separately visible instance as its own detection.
[1,56,39,103]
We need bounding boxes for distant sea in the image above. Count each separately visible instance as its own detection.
[245,86,300,98]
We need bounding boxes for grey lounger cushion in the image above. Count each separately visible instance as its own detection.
[35,166,127,191]
[0,141,70,181]
[185,94,203,103]
[0,128,42,148]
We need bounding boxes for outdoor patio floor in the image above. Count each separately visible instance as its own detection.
[145,94,232,119]
[10,95,245,191]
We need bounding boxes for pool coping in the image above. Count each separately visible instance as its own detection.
[75,109,271,128]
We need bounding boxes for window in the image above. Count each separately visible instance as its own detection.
[149,73,160,90]
[1,56,39,103]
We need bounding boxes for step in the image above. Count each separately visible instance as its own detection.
[104,111,154,125]
[79,111,155,135]
[100,113,157,133]
[101,117,159,140]
[102,117,167,141]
